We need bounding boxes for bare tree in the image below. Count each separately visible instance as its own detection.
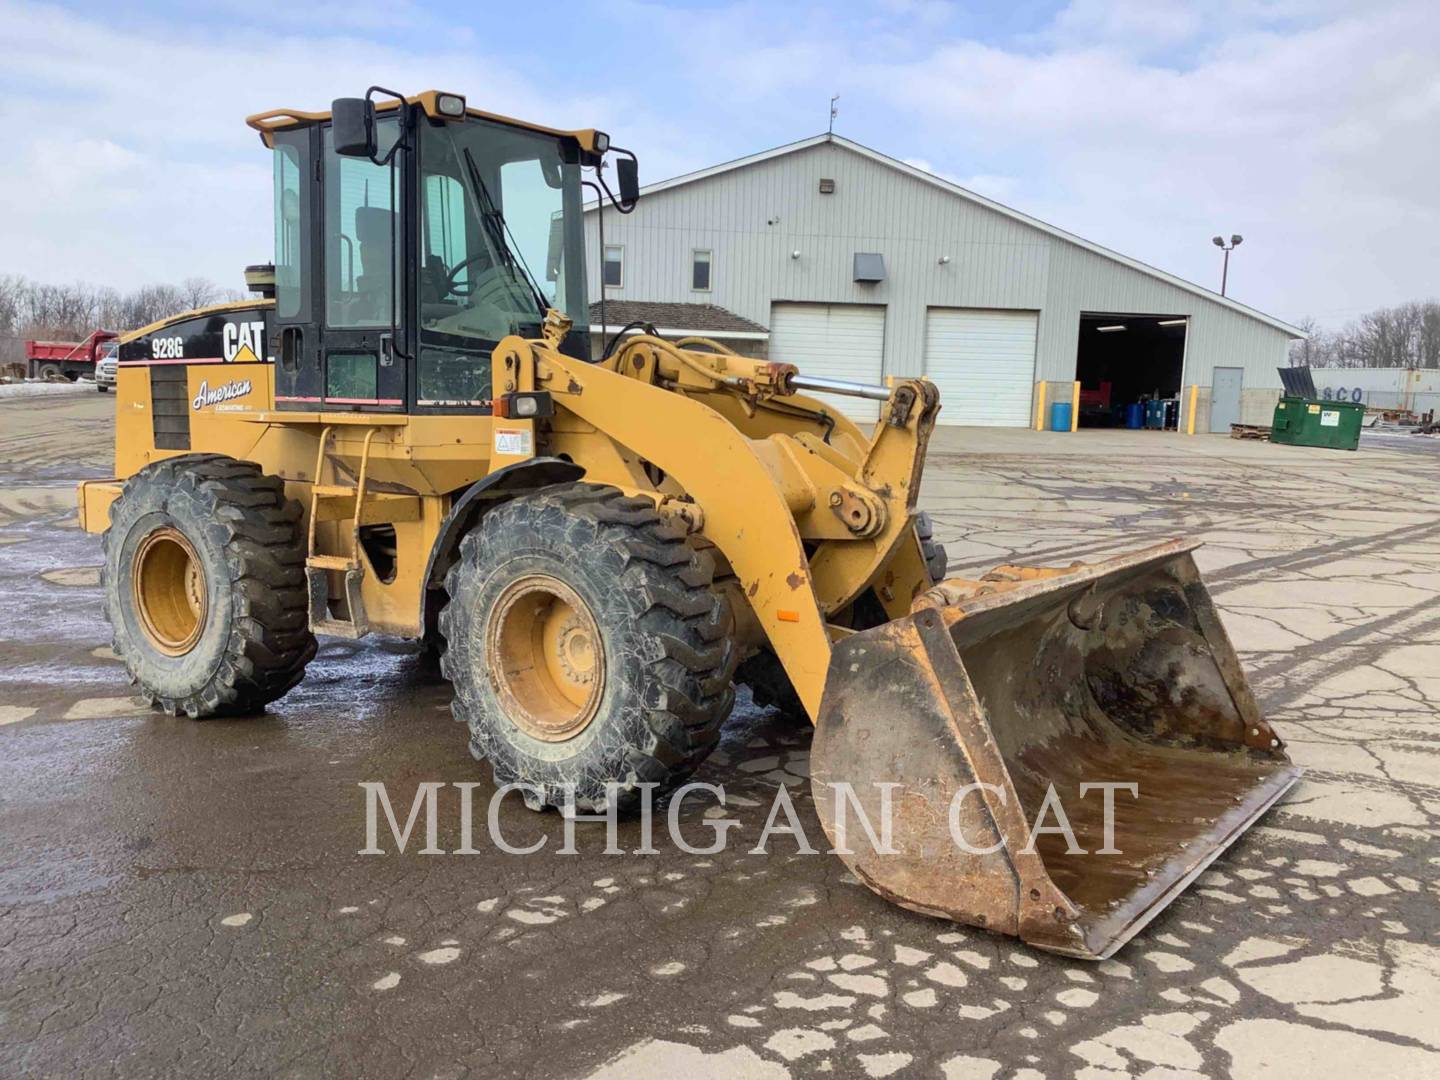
[1289,299,1440,369]
[0,274,248,343]
[1288,316,1321,367]
[0,275,26,366]
[0,275,23,335]
[179,276,223,311]
[1422,304,1440,370]
[123,284,189,329]
[95,287,126,332]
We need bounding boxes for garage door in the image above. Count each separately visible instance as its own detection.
[924,308,1038,427]
[769,303,886,421]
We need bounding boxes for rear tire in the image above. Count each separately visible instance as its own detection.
[102,454,316,718]
[37,362,62,381]
[440,483,736,812]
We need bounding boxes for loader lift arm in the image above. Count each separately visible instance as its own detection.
[510,334,939,721]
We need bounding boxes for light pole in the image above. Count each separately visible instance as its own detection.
[1212,234,1243,296]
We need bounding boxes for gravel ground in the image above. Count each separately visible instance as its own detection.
[1,395,1436,1078]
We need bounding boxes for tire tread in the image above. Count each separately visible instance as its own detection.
[440,482,736,811]
[102,454,316,718]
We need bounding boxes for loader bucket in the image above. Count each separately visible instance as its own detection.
[811,539,1300,959]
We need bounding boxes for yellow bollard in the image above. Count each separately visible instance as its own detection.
[1034,381,1047,431]
[1186,384,1198,435]
[1070,381,1080,432]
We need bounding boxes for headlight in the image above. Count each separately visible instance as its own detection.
[435,93,466,118]
[495,391,554,419]
[593,131,610,153]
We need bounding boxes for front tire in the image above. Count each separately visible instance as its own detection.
[103,454,316,717]
[440,483,736,812]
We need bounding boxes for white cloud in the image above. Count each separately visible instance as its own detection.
[1049,0,1207,52]
[0,0,665,290]
[859,0,1440,324]
[901,158,952,181]
[2,0,1437,329]
[902,159,1018,201]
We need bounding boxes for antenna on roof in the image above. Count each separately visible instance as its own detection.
[828,94,839,135]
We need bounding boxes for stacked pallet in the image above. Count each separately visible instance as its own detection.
[1229,423,1271,441]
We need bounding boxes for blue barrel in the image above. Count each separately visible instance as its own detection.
[1126,403,1144,429]
[1049,402,1073,432]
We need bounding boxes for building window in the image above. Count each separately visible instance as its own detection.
[603,245,624,288]
[691,249,712,292]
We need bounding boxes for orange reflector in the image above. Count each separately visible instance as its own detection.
[776,609,800,623]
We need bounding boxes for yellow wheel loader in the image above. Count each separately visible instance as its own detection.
[77,90,1299,959]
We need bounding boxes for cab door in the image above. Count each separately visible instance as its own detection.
[317,117,409,412]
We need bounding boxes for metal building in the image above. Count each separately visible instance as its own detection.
[584,133,1303,431]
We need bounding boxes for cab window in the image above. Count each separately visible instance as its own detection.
[272,132,309,320]
[423,173,470,292]
[324,119,402,328]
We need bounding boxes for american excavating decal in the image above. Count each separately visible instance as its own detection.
[193,379,253,411]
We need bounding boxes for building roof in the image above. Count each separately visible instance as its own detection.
[587,133,1303,339]
[588,300,769,338]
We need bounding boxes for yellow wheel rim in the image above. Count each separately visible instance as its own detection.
[132,526,208,656]
[487,574,604,742]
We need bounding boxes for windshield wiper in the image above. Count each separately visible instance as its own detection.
[461,146,552,319]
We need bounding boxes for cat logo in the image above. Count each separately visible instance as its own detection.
[222,320,267,364]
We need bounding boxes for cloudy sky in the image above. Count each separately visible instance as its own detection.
[2,0,1436,327]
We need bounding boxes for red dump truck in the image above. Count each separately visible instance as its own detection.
[25,330,120,390]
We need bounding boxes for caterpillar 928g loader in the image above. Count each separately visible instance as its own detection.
[77,90,1299,958]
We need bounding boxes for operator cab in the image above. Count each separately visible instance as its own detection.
[252,90,637,414]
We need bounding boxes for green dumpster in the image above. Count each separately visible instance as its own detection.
[1270,396,1365,451]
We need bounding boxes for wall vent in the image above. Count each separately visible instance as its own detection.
[853,252,886,283]
[818,178,836,194]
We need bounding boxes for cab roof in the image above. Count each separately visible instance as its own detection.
[245,90,607,154]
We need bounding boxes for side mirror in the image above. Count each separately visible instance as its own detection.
[332,97,376,157]
[616,157,639,206]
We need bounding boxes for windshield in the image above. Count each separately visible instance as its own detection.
[418,117,586,347]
